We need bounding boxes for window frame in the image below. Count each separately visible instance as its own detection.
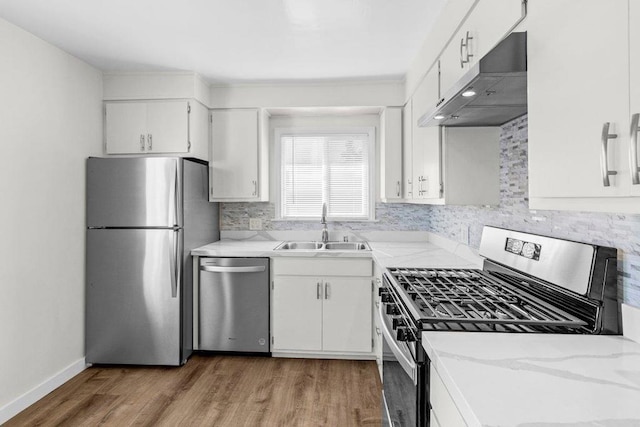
[274,126,376,222]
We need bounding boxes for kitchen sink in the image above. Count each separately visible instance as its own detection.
[324,242,370,250]
[276,241,324,250]
[275,241,370,251]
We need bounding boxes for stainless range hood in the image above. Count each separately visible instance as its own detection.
[418,32,527,127]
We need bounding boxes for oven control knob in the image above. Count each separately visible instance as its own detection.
[392,317,406,330]
[380,292,393,303]
[396,327,416,342]
[385,304,400,315]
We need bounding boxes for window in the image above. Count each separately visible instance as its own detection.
[276,128,375,221]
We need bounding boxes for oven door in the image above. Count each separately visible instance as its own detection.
[380,303,418,427]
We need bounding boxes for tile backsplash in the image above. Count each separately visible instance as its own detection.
[220,114,640,307]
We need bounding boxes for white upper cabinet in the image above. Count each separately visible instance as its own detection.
[440,0,525,97]
[629,0,640,197]
[402,100,414,199]
[380,107,403,202]
[209,108,269,202]
[104,100,207,161]
[528,0,640,212]
[412,64,442,201]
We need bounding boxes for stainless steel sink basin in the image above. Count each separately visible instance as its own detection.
[275,241,324,250]
[275,241,370,251]
[324,242,370,250]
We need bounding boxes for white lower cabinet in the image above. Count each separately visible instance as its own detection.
[373,263,384,379]
[430,365,467,427]
[271,257,373,357]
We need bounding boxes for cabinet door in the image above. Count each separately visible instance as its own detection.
[402,100,414,199]
[412,65,441,200]
[630,0,640,196]
[272,276,322,352]
[146,101,189,154]
[440,0,524,97]
[380,107,403,201]
[528,0,630,199]
[322,277,372,353]
[105,103,147,154]
[210,109,259,200]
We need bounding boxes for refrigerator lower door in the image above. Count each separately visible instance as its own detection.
[86,228,182,365]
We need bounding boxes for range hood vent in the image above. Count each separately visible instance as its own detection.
[418,32,527,127]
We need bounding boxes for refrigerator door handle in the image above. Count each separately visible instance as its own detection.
[170,229,182,298]
[174,160,183,227]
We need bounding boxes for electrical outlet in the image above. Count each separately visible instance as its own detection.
[249,218,262,230]
[460,225,469,245]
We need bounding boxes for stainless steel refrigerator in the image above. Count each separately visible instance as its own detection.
[86,157,219,366]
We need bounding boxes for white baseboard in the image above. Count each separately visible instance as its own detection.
[622,303,640,344]
[0,358,87,425]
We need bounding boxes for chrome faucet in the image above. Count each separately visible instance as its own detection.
[321,203,329,243]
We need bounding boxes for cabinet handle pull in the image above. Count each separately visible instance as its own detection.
[600,122,618,187]
[252,180,257,196]
[460,31,474,67]
[396,181,400,197]
[630,113,640,185]
[148,134,153,151]
[317,282,321,300]
[325,282,330,300]
[140,134,145,151]
[407,179,412,197]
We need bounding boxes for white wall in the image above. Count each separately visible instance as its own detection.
[210,80,404,109]
[0,17,103,420]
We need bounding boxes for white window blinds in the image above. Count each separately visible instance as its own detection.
[279,131,373,220]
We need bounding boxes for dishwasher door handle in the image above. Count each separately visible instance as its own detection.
[200,265,266,273]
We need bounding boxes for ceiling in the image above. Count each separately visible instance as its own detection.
[0,0,447,84]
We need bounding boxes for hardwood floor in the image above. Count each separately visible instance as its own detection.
[7,355,382,426]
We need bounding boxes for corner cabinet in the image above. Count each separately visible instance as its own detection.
[209,108,269,202]
[527,0,640,213]
[104,100,208,161]
[271,257,373,358]
[380,107,403,202]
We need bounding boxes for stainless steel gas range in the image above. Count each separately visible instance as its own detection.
[379,226,620,427]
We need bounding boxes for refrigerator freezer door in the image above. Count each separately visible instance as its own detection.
[86,228,182,365]
[86,157,181,228]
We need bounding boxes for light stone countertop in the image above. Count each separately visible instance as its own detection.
[192,239,481,267]
[422,332,640,427]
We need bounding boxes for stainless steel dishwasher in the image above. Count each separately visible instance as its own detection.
[198,257,270,353]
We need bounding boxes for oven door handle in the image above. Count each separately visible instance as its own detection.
[378,302,417,384]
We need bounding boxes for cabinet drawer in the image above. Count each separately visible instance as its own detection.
[272,257,372,277]
[430,365,467,427]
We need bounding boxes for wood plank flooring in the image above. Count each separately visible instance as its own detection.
[6,355,382,426]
